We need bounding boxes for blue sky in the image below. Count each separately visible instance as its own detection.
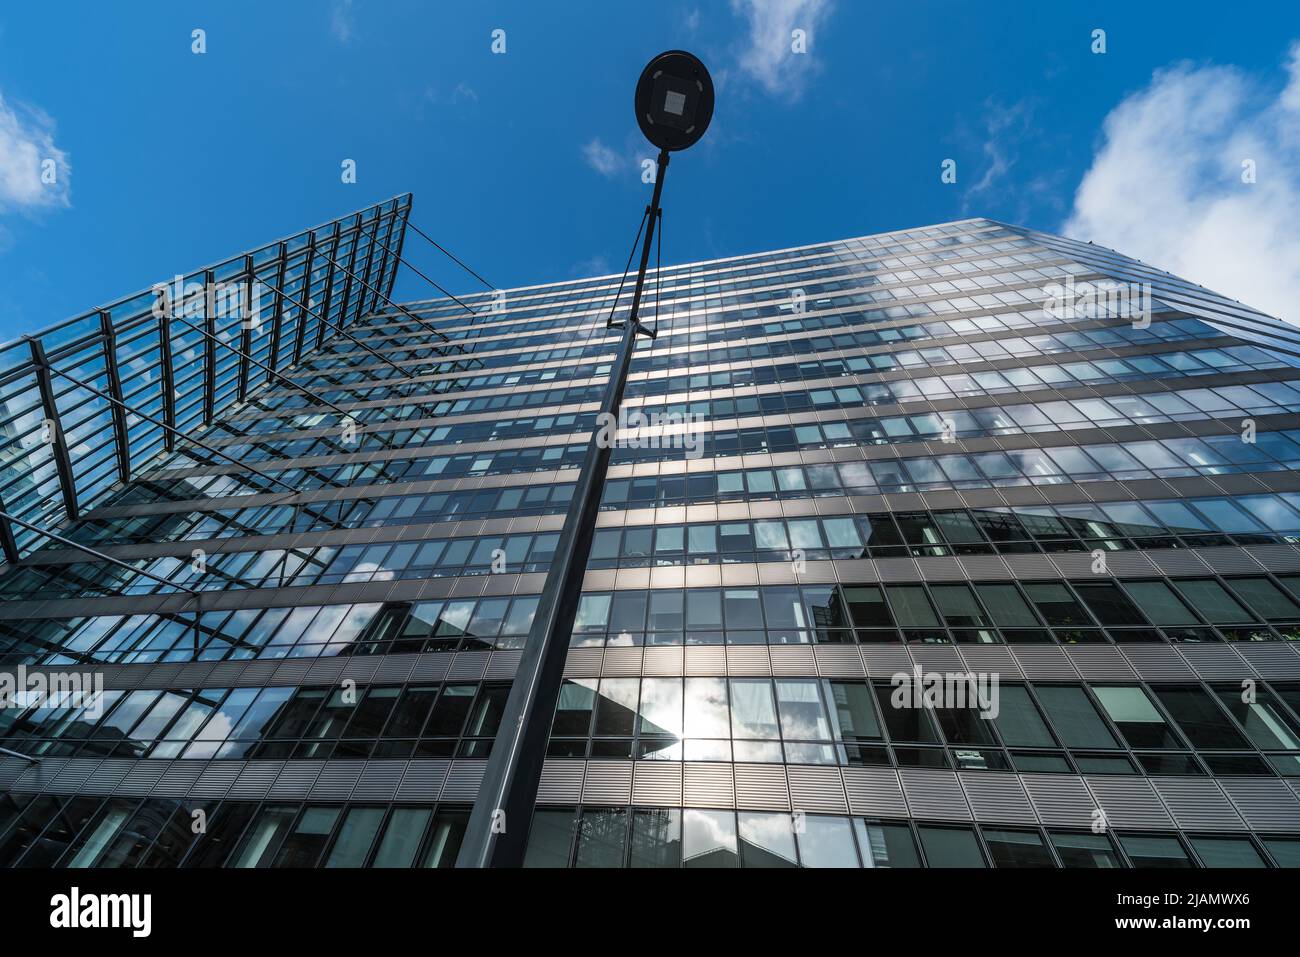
[2,0,1299,339]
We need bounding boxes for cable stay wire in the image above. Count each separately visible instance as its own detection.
[375,234,485,320]
[404,220,495,290]
[654,207,663,333]
[604,207,651,331]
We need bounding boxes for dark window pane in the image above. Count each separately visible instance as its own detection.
[523,808,576,868]
[1120,834,1194,868]
[983,828,1055,867]
[917,826,986,867]
[1050,832,1121,868]
[629,808,681,868]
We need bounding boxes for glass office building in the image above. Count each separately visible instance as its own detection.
[2,198,1300,868]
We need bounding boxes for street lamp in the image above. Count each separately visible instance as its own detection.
[456,51,713,868]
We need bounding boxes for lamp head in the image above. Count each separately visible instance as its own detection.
[635,50,714,152]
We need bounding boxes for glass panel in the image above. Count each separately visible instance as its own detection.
[574,807,626,868]
[737,811,798,867]
[1049,832,1121,868]
[523,808,576,868]
[323,807,384,867]
[917,826,985,867]
[775,679,830,740]
[1035,685,1120,748]
[371,808,431,868]
[629,808,681,868]
[992,686,1055,747]
[1151,687,1250,749]
[983,828,1055,867]
[1093,686,1181,749]
[853,820,921,868]
[729,679,779,739]
[796,814,859,867]
[1189,836,1267,868]
[1119,835,1193,868]
[682,808,738,868]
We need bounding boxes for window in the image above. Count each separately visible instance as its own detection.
[1226,577,1300,621]
[1093,686,1181,749]
[322,807,384,867]
[931,585,992,627]
[1212,686,1300,749]
[723,589,764,630]
[638,678,683,738]
[683,678,729,738]
[917,825,986,867]
[575,807,627,868]
[1189,836,1267,868]
[992,686,1056,747]
[523,808,576,867]
[875,683,941,743]
[1034,685,1120,748]
[551,680,596,736]
[1023,583,1092,627]
[371,808,431,868]
[1119,834,1194,868]
[1073,582,1147,626]
[418,810,467,868]
[270,807,340,868]
[1123,581,1200,625]
[1150,687,1249,749]
[1049,831,1121,868]
[737,811,797,867]
[983,828,1055,867]
[853,820,921,868]
[775,679,831,740]
[796,815,859,867]
[885,586,941,627]
[682,808,738,868]
[593,679,640,737]
[825,680,881,740]
[844,586,894,628]
[1171,580,1254,624]
[729,679,779,739]
[975,584,1039,626]
[629,808,680,868]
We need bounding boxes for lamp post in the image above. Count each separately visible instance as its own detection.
[456,50,714,868]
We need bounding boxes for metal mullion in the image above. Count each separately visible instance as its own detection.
[235,258,254,405]
[335,215,364,336]
[386,198,412,304]
[197,265,215,421]
[27,337,80,522]
[367,202,398,317]
[315,223,343,351]
[266,241,290,385]
[292,236,318,366]
[356,208,383,321]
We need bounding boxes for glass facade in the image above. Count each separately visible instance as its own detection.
[3,211,1300,867]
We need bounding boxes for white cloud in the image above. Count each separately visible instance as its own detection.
[451,82,478,104]
[729,0,833,101]
[582,138,623,177]
[330,0,355,43]
[0,92,70,213]
[962,98,1034,213]
[1063,42,1300,325]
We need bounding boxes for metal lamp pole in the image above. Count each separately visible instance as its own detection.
[456,51,713,869]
